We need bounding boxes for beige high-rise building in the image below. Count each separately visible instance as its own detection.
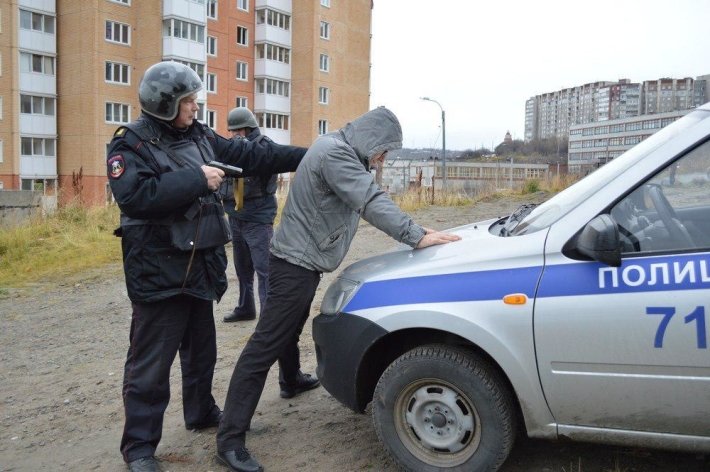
[0,0,372,207]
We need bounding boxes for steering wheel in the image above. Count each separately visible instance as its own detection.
[645,184,695,248]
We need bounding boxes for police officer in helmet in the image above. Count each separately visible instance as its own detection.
[107,61,306,472]
[221,107,278,323]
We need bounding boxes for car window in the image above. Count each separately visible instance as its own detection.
[611,139,710,254]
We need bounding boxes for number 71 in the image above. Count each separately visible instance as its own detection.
[646,306,707,349]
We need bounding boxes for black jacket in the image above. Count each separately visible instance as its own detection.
[107,114,306,303]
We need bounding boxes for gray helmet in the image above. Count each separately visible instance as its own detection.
[227,107,259,131]
[138,61,203,121]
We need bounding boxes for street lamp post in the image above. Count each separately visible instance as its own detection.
[420,97,446,191]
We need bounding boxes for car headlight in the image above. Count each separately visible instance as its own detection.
[320,277,360,315]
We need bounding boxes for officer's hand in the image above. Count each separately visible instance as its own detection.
[416,231,461,249]
[202,165,225,191]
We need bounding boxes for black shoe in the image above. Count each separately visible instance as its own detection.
[216,447,263,472]
[127,456,158,472]
[223,308,256,322]
[186,407,223,431]
[280,372,321,399]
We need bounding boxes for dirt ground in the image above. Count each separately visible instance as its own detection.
[1,192,708,472]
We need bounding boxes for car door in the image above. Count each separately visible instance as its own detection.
[534,139,710,436]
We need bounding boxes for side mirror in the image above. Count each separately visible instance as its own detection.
[575,214,622,267]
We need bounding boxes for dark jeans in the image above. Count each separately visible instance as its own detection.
[121,295,218,462]
[217,255,321,451]
[229,216,273,316]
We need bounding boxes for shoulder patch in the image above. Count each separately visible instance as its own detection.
[108,154,126,179]
[114,127,127,138]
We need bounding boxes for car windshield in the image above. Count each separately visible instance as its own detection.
[508,110,707,236]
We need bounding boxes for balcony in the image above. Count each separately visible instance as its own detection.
[20,155,57,178]
[254,59,290,80]
[19,29,56,55]
[20,114,56,136]
[163,37,206,63]
[253,93,290,113]
[163,0,206,23]
[19,72,56,95]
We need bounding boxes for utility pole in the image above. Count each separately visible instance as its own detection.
[420,97,446,191]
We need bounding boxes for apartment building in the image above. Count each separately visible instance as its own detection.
[0,0,372,207]
[568,109,690,174]
[525,75,710,142]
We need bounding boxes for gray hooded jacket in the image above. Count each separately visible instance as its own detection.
[271,107,426,273]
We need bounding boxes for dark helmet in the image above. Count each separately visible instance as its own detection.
[227,107,259,131]
[138,61,203,121]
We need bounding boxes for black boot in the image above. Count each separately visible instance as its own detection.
[223,307,256,322]
[216,446,263,472]
[280,371,321,399]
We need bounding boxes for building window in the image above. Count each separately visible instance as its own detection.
[20,95,55,115]
[207,36,217,55]
[321,0,330,6]
[105,20,130,45]
[163,18,205,43]
[206,110,216,129]
[320,21,330,39]
[237,26,248,46]
[255,78,290,97]
[237,0,249,12]
[206,73,216,93]
[319,54,329,72]
[105,61,130,84]
[106,102,130,123]
[236,61,248,81]
[109,0,130,4]
[207,0,217,19]
[19,52,55,75]
[20,9,55,33]
[257,112,289,130]
[20,137,56,157]
[318,86,329,104]
[0,140,3,163]
[255,43,290,64]
[318,120,328,135]
[256,8,290,30]
[174,60,205,82]
[235,96,248,107]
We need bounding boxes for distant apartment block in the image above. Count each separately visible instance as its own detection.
[568,109,691,174]
[0,0,372,207]
[525,75,710,142]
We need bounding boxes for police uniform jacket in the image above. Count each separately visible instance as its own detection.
[107,114,305,303]
[221,127,278,224]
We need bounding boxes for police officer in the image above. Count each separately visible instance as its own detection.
[107,61,306,472]
[221,107,277,323]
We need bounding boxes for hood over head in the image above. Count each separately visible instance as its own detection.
[340,107,403,166]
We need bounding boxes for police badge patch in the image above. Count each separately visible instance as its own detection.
[108,155,125,179]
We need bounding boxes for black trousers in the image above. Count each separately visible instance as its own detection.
[217,255,321,452]
[121,295,218,462]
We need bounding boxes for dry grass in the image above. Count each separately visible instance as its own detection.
[0,204,121,289]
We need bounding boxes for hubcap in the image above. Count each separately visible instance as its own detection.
[394,379,481,467]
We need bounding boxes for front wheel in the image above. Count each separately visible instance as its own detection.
[372,345,516,472]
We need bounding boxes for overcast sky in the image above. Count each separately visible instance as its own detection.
[369,0,710,151]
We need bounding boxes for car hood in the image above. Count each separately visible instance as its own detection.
[339,216,546,284]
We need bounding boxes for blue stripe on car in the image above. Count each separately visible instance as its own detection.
[343,252,710,312]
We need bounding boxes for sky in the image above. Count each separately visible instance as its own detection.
[369,0,710,151]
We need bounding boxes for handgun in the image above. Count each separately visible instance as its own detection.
[206,161,243,176]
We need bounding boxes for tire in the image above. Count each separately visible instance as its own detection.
[372,345,516,472]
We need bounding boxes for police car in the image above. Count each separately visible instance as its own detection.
[312,102,710,471]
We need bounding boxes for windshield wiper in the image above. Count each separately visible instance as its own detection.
[500,204,538,237]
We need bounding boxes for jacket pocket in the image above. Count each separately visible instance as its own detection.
[317,224,347,252]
